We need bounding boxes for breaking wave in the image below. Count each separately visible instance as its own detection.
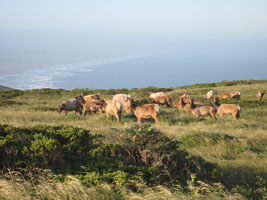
[0,56,140,90]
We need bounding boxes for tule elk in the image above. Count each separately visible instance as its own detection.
[105,100,123,123]
[57,95,85,115]
[256,90,265,101]
[112,94,133,113]
[214,97,242,119]
[189,98,217,120]
[130,103,161,126]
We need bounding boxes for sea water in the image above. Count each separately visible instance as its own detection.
[0,40,266,90]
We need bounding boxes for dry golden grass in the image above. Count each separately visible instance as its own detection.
[0,171,244,200]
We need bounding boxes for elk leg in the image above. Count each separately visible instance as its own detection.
[137,117,141,125]
[154,116,160,126]
[84,110,88,117]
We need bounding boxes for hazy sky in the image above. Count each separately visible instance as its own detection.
[1,0,266,39]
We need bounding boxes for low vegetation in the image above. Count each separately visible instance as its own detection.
[0,80,266,199]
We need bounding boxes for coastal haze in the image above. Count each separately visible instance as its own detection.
[0,1,266,90]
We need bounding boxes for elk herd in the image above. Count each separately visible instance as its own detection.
[57,89,265,126]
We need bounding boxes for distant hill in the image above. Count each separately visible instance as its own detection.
[0,85,13,91]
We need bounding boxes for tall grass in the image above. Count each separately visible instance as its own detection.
[0,168,246,200]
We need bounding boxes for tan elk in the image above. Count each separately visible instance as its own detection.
[130,103,161,126]
[214,97,242,119]
[149,95,172,107]
[105,100,123,123]
[188,98,217,120]
[256,90,265,101]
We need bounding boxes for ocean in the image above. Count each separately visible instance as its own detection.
[0,39,266,90]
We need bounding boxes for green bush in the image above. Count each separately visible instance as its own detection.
[0,89,23,100]
[23,88,64,97]
[0,100,20,106]
[0,124,219,189]
[120,125,219,186]
[0,125,96,172]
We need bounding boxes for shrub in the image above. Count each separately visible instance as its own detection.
[0,124,220,189]
[120,125,219,186]
[0,89,23,100]
[0,125,96,172]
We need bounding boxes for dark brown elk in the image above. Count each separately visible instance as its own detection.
[130,103,161,126]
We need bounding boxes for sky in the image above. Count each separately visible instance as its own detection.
[0,1,266,89]
[0,0,266,38]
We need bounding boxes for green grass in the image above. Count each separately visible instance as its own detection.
[0,80,267,199]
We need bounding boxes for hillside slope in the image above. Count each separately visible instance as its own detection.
[0,80,266,199]
[0,85,13,91]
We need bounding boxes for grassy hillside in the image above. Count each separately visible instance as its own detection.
[0,80,266,199]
